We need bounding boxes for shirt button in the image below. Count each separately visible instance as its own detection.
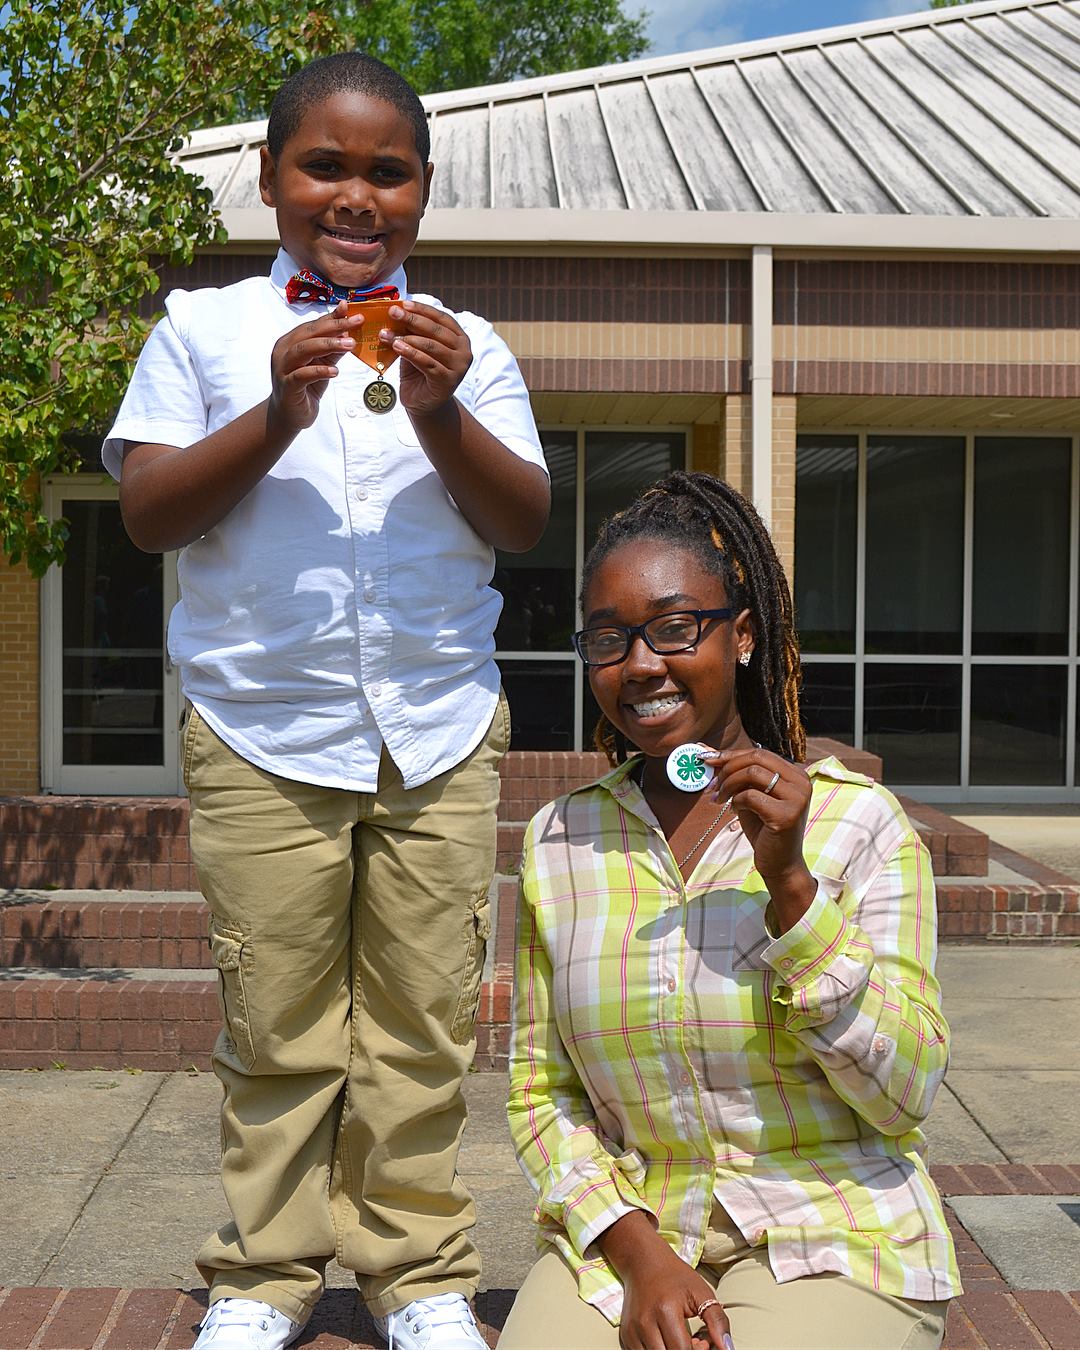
[780,958,794,970]
[362,588,376,604]
[873,1036,888,1055]
[680,1072,691,1086]
[355,486,368,501]
[667,979,676,993]
[370,683,383,698]
[345,403,360,417]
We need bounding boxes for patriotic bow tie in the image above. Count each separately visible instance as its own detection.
[285,268,400,306]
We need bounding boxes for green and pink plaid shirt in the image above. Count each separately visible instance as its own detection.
[508,756,961,1324]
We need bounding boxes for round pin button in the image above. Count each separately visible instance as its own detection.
[665,742,715,793]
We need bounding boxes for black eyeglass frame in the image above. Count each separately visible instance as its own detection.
[571,607,735,668]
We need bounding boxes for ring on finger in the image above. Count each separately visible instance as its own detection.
[763,770,781,796]
[696,1298,722,1317]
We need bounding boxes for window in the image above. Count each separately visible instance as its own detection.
[495,428,687,749]
[796,433,1078,797]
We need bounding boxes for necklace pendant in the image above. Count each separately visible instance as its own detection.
[364,378,396,413]
[666,742,716,793]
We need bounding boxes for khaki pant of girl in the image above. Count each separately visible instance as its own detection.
[184,698,509,1325]
[500,1207,948,1350]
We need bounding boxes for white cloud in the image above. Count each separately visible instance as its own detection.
[643,0,746,57]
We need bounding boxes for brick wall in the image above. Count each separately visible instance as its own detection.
[0,559,39,793]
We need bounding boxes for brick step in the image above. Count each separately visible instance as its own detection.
[0,967,513,1073]
[1,1285,1078,1350]
[0,741,877,892]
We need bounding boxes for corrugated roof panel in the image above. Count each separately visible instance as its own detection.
[429,106,491,208]
[545,88,627,209]
[596,80,695,211]
[218,147,265,209]
[183,150,240,199]
[827,39,1039,216]
[694,62,831,212]
[785,48,964,215]
[907,27,1080,212]
[867,31,1077,215]
[490,99,557,207]
[995,6,1080,74]
[949,18,1080,129]
[647,71,762,211]
[738,53,898,213]
[1033,0,1080,42]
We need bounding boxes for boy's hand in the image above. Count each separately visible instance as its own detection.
[268,300,362,434]
[385,300,472,416]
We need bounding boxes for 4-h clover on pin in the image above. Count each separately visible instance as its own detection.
[665,742,717,793]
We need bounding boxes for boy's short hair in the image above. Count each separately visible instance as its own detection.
[267,52,431,165]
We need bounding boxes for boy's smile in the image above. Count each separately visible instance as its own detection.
[259,90,433,291]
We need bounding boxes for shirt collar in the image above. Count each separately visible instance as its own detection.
[269,247,409,305]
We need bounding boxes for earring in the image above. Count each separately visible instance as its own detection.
[738,650,752,666]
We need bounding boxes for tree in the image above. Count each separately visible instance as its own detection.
[0,0,648,574]
[928,1,977,8]
[333,0,650,99]
[0,0,344,574]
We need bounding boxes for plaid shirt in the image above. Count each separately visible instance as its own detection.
[508,756,961,1324]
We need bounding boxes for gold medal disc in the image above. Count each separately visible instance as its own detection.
[364,379,397,413]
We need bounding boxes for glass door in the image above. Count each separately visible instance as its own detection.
[41,476,181,794]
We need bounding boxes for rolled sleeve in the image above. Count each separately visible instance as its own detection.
[764,884,873,1029]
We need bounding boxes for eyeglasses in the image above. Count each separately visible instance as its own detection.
[571,608,734,668]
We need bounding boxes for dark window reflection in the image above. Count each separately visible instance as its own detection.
[494,432,575,653]
[973,438,1070,655]
[584,431,684,549]
[795,436,857,652]
[971,666,1066,786]
[799,664,855,745]
[863,664,961,785]
[61,499,164,766]
[866,436,964,654]
[498,661,575,750]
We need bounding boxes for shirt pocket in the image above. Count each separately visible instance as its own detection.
[391,402,422,446]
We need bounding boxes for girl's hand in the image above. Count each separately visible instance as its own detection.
[704,748,817,929]
[268,300,361,433]
[619,1245,732,1350]
[384,299,472,415]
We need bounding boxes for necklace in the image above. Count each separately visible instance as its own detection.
[677,796,736,869]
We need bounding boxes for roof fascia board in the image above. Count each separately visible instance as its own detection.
[218,206,1080,254]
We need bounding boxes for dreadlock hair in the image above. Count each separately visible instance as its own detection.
[581,470,806,767]
[266,52,430,165]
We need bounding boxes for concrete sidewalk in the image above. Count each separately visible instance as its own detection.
[2,944,1079,1346]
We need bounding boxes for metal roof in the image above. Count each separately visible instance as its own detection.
[178,0,1080,244]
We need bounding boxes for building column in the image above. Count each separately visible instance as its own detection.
[0,558,41,793]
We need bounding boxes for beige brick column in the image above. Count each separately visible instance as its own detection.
[771,395,798,583]
[720,394,753,496]
[0,558,41,793]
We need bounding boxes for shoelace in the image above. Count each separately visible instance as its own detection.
[201,1299,280,1334]
[386,1292,477,1349]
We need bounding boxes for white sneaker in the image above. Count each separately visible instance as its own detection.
[373,1292,486,1349]
[190,1298,302,1349]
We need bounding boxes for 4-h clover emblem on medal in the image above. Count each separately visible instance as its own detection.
[665,742,716,793]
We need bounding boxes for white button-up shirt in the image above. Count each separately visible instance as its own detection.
[103,249,546,790]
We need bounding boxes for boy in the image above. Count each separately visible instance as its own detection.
[103,52,549,1350]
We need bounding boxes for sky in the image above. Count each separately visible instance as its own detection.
[642,0,940,58]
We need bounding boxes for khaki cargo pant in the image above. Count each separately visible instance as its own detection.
[500,1206,948,1350]
[182,697,509,1326]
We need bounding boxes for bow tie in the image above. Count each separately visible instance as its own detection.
[285,268,400,306]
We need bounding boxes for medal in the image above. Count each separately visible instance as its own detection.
[665,742,716,793]
[348,297,408,416]
[363,380,396,413]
